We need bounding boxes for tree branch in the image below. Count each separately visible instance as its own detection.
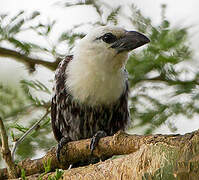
[0,117,18,179]
[0,47,60,71]
[1,130,199,179]
[41,133,199,180]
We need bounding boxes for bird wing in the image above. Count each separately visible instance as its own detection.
[110,74,130,133]
[51,55,73,142]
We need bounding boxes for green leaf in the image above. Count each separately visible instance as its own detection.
[59,32,85,43]
[20,79,51,94]
[12,123,28,133]
[20,168,26,180]
[107,6,121,25]
[10,11,24,22]
[43,158,51,173]
[8,19,25,34]
[28,11,40,20]
[11,130,15,141]
[0,14,7,20]
[48,169,64,180]
[8,37,31,54]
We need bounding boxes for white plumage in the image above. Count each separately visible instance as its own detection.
[65,26,129,106]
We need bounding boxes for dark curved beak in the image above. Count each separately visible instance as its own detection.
[110,31,150,53]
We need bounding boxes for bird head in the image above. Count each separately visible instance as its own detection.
[66,26,149,105]
[73,26,150,71]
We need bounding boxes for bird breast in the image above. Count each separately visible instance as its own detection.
[65,58,126,106]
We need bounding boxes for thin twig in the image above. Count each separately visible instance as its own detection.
[0,47,60,71]
[11,108,50,161]
[0,117,18,178]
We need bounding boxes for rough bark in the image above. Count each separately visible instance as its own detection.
[0,117,18,179]
[1,130,199,180]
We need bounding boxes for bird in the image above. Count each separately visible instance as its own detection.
[51,26,150,162]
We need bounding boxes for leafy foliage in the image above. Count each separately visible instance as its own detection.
[0,11,40,54]
[48,169,64,180]
[126,5,196,133]
[106,7,121,25]
[0,80,54,163]
[20,168,26,180]
[59,31,85,51]
[0,11,61,59]
[37,158,52,179]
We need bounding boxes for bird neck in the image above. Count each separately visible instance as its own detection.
[65,56,126,106]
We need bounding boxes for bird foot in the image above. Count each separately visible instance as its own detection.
[57,137,70,162]
[90,131,107,155]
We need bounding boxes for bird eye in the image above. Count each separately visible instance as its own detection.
[102,33,117,44]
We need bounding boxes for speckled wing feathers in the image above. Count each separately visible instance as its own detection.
[51,55,130,143]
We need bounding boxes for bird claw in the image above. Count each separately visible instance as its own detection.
[56,137,70,162]
[90,131,107,155]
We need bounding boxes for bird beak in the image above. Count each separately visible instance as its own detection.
[110,31,150,53]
